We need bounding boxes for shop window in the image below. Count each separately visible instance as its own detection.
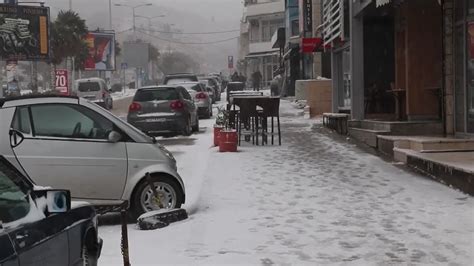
[291,20,299,37]
[467,22,474,132]
[469,0,474,15]
[456,0,465,21]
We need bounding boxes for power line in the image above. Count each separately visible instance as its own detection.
[142,28,240,35]
[136,30,239,45]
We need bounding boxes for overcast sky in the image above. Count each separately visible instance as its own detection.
[38,0,244,72]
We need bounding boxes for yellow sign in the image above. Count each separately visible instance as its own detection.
[39,16,48,55]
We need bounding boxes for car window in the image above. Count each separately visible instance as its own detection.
[12,107,31,135]
[30,104,114,140]
[0,161,30,224]
[178,87,192,100]
[134,88,180,101]
[78,82,101,92]
[166,78,193,85]
[179,84,202,92]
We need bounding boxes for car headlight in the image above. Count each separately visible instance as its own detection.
[157,143,175,162]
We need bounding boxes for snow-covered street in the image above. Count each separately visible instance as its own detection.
[99,99,474,265]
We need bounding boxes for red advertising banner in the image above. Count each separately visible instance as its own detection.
[55,69,69,95]
[301,38,322,53]
[84,32,116,71]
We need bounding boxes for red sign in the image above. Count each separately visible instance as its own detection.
[301,37,332,53]
[55,69,69,95]
[228,56,234,69]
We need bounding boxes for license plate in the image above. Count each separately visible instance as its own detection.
[145,118,166,122]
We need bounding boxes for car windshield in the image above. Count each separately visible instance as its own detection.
[166,78,194,85]
[78,82,101,92]
[134,88,179,101]
[178,83,201,92]
[3,1,472,265]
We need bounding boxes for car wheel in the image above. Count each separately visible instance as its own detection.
[131,175,184,219]
[109,99,114,110]
[192,116,199,132]
[82,244,98,266]
[182,117,192,136]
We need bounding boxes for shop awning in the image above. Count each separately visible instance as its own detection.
[245,51,279,59]
[376,0,441,7]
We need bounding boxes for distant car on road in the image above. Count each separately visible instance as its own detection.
[0,95,186,218]
[163,73,199,85]
[75,78,113,110]
[127,85,199,136]
[199,76,221,101]
[0,155,102,265]
[198,79,217,104]
[177,82,213,118]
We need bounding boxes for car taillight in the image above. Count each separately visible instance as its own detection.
[170,100,184,110]
[196,92,207,99]
[129,102,142,112]
[102,92,106,98]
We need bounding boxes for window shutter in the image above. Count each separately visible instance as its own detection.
[322,0,343,46]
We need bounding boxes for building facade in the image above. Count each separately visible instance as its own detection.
[324,0,473,138]
[238,0,286,87]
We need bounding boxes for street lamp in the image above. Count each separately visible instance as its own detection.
[114,3,153,34]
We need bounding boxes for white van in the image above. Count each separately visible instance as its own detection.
[75,78,113,110]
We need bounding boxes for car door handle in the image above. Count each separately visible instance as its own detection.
[9,129,25,148]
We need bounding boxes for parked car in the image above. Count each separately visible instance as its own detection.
[0,95,185,218]
[199,77,221,101]
[111,83,123,92]
[163,73,198,85]
[177,82,213,118]
[75,78,113,110]
[127,86,199,136]
[199,79,217,104]
[0,155,102,265]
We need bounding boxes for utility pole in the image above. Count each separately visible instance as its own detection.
[109,0,112,29]
[69,0,72,10]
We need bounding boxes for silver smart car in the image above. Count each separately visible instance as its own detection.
[0,95,185,218]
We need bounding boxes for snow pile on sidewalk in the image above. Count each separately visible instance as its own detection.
[111,88,136,101]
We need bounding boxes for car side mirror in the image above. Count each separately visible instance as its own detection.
[108,131,122,143]
[108,89,113,93]
[33,189,71,215]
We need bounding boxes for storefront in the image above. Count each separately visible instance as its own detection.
[454,0,474,136]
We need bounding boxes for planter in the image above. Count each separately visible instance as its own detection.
[219,130,238,152]
[213,125,224,146]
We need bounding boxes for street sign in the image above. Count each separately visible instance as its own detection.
[121,62,128,70]
[55,69,69,95]
[228,56,234,69]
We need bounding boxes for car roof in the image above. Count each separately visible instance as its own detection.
[76,77,105,82]
[175,81,200,85]
[0,95,79,108]
[139,85,179,90]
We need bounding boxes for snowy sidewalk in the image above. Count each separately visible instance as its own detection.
[99,99,474,265]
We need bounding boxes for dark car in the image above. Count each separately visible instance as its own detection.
[127,86,199,136]
[163,73,199,85]
[0,156,102,266]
